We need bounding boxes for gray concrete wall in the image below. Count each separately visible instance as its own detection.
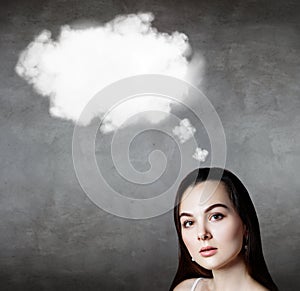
[0,0,299,290]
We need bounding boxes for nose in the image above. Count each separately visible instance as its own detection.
[198,232,212,240]
[197,223,212,240]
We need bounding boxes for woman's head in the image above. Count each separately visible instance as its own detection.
[170,167,278,291]
[179,180,246,271]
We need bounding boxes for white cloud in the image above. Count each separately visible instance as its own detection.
[172,118,196,143]
[192,147,209,162]
[15,12,204,131]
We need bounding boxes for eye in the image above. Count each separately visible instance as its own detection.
[209,213,224,221]
[182,220,194,228]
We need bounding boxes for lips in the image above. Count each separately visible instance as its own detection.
[200,246,217,252]
[199,246,218,257]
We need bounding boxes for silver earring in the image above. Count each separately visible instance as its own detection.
[244,235,249,252]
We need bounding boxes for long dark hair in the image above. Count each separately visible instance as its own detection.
[169,167,278,291]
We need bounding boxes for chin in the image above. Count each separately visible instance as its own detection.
[197,260,221,270]
[199,254,241,271]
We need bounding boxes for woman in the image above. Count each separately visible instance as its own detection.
[170,167,278,291]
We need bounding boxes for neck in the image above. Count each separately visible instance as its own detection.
[210,255,253,291]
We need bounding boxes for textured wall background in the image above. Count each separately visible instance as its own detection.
[0,0,299,290]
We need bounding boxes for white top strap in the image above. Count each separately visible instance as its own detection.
[191,278,202,291]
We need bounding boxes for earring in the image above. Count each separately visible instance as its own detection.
[244,234,249,252]
[191,257,195,261]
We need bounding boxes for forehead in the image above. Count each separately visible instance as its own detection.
[179,181,233,213]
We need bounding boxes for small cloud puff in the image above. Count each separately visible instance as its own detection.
[192,147,209,162]
[172,118,196,143]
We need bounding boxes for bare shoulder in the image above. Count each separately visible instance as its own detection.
[173,278,199,291]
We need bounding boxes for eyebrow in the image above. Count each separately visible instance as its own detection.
[179,203,229,219]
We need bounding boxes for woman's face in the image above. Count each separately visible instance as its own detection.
[179,180,245,271]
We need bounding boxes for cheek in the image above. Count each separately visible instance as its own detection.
[182,230,197,251]
[216,220,244,246]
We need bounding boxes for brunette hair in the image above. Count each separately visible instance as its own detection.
[169,167,278,291]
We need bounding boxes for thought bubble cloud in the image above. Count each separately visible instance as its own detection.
[172,118,197,143]
[193,147,209,162]
[15,12,204,130]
